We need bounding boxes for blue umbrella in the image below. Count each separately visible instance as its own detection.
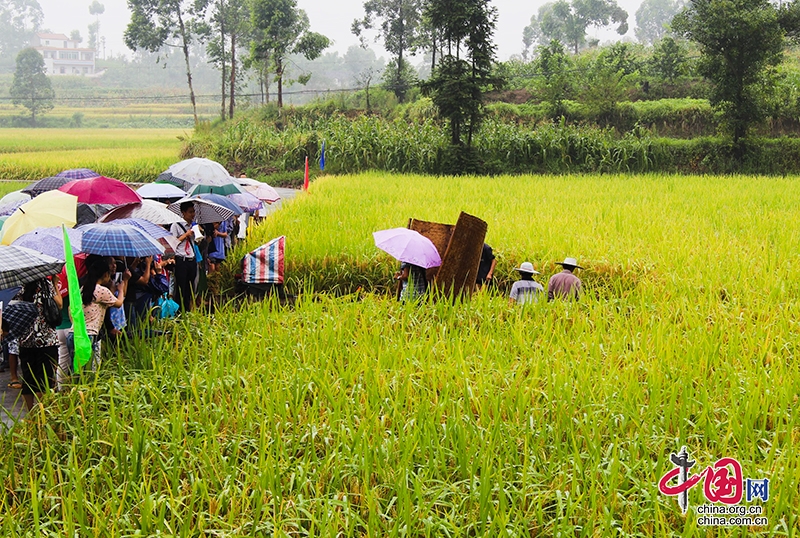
[81,224,164,257]
[11,226,83,259]
[192,193,243,215]
[56,168,100,180]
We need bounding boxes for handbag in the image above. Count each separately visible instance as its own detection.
[43,285,61,328]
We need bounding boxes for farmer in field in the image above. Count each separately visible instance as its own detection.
[547,257,583,301]
[476,243,497,288]
[395,263,428,301]
[170,202,198,312]
[509,262,544,304]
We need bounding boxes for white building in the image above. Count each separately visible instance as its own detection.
[32,33,96,76]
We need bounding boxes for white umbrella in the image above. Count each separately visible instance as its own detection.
[166,158,232,186]
[0,190,31,205]
[99,200,184,225]
[136,183,187,199]
[244,183,281,203]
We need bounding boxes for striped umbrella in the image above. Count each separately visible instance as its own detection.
[0,245,65,289]
[56,168,100,180]
[191,193,243,215]
[2,302,39,340]
[167,197,236,224]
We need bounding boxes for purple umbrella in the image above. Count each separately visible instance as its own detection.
[0,200,26,217]
[11,227,84,260]
[22,176,76,197]
[228,192,263,212]
[56,168,100,180]
[373,228,442,269]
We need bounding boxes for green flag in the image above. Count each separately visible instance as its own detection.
[63,225,91,371]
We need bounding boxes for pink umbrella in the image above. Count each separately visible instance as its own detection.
[58,176,142,206]
[373,228,442,269]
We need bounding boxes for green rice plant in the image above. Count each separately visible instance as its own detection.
[1,172,800,535]
[0,129,186,182]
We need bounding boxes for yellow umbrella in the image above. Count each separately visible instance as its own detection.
[1,190,78,245]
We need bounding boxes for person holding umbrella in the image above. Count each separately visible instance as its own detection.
[170,202,198,312]
[373,228,442,303]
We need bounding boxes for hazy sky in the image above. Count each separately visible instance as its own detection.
[38,0,645,62]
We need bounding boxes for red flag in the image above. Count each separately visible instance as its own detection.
[303,156,309,191]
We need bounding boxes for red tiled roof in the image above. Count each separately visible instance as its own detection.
[36,33,70,40]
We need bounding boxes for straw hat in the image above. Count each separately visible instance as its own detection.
[556,257,584,270]
[514,261,540,274]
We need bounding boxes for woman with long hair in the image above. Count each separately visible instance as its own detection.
[66,255,130,373]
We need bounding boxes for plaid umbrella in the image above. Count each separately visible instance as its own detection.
[2,301,39,340]
[0,245,64,289]
[167,197,236,224]
[12,226,83,259]
[22,176,75,197]
[80,224,165,257]
[56,168,100,180]
[100,200,184,226]
[59,176,142,206]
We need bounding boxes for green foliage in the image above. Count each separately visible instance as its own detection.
[673,0,785,142]
[647,36,687,82]
[523,0,629,56]
[250,0,330,107]
[352,0,423,102]
[533,40,572,118]
[0,0,42,57]
[634,0,683,44]
[9,47,54,126]
[421,0,500,161]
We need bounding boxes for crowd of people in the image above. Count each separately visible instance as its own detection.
[0,205,245,410]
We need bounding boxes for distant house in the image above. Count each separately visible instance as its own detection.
[32,33,96,76]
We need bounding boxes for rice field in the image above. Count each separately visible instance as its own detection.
[1,172,799,536]
[0,129,187,182]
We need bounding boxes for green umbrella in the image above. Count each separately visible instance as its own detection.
[187,182,245,196]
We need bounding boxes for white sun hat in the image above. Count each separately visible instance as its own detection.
[556,257,584,270]
[514,261,540,274]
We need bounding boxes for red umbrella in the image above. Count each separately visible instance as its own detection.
[58,176,142,206]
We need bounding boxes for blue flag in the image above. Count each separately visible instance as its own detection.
[319,140,326,171]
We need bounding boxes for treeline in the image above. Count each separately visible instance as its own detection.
[184,105,800,181]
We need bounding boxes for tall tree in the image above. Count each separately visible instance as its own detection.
[534,40,572,118]
[673,0,785,142]
[523,0,628,56]
[422,0,501,162]
[0,0,43,57]
[635,0,683,44]
[206,0,250,120]
[88,1,105,53]
[124,0,207,125]
[9,48,54,126]
[250,0,330,108]
[351,0,422,102]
